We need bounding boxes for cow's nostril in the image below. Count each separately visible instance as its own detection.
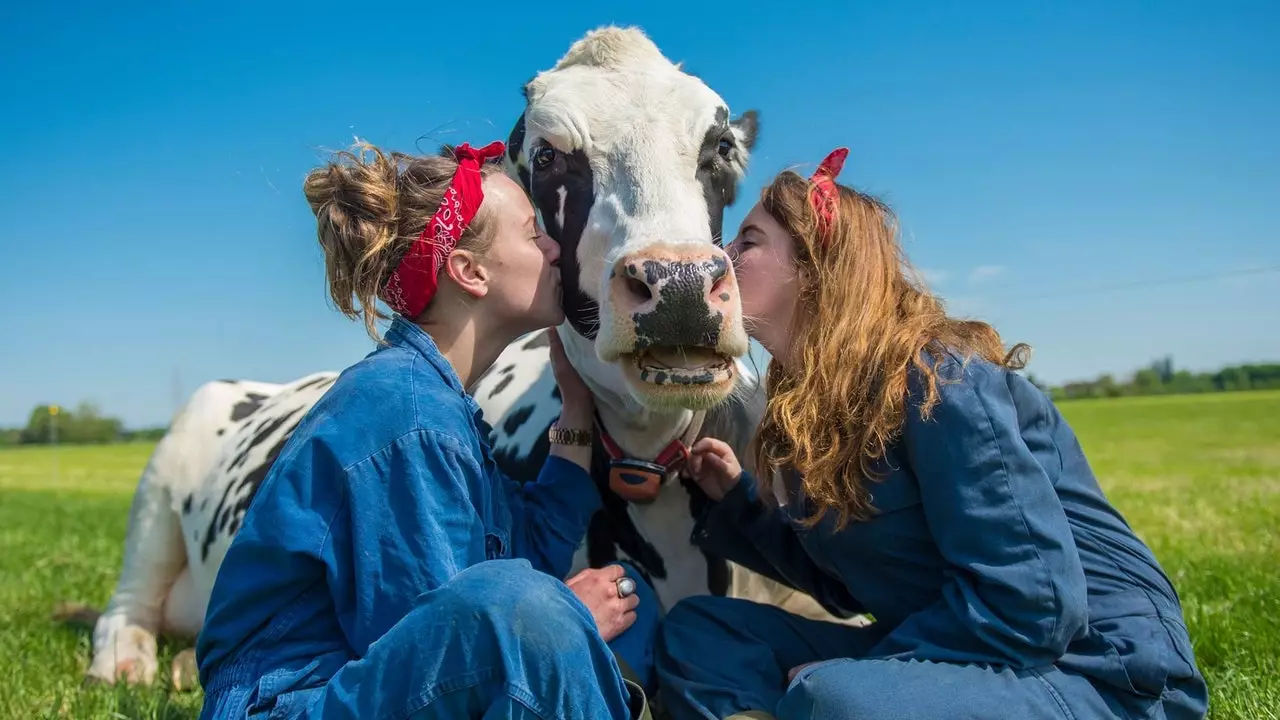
[710,274,728,298]
[625,277,653,303]
[708,259,728,283]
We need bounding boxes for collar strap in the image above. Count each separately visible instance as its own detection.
[380,141,506,319]
[595,413,705,504]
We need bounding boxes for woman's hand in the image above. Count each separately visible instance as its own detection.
[566,564,639,643]
[686,437,744,501]
[548,327,593,426]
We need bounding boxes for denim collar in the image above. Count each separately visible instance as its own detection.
[382,317,479,411]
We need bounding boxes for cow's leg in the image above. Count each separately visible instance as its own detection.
[86,439,187,686]
[160,565,204,637]
[85,380,250,686]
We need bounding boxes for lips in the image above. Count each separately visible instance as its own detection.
[631,346,734,386]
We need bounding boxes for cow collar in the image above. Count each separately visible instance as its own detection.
[595,410,706,505]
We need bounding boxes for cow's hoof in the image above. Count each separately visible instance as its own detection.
[85,626,159,687]
[170,648,199,692]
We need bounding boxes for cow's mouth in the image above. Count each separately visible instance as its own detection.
[626,346,734,386]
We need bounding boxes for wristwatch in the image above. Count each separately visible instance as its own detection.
[548,424,593,447]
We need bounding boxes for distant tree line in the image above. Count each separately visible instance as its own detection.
[0,402,167,447]
[1030,357,1280,402]
[2,358,1277,447]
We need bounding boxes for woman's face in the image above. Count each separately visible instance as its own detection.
[477,174,565,333]
[725,202,802,360]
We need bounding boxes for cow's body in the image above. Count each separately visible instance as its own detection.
[81,26,858,689]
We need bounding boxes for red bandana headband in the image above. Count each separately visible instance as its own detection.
[808,147,849,242]
[381,140,506,319]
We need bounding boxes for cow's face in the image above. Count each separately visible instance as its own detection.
[506,27,759,411]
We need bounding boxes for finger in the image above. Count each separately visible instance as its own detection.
[690,437,718,455]
[617,609,637,632]
[600,563,626,581]
[621,593,640,611]
[704,454,732,478]
[688,453,703,477]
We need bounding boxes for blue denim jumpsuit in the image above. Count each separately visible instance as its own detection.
[195,317,656,719]
[656,349,1208,720]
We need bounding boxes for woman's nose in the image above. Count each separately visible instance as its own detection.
[541,233,561,263]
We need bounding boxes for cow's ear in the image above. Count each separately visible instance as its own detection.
[730,110,759,151]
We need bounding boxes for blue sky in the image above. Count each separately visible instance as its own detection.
[1,1,1277,428]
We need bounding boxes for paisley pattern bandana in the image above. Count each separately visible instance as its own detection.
[381,140,506,318]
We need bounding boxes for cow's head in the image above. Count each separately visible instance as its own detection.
[504,26,759,412]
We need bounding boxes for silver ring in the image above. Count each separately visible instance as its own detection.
[616,576,637,599]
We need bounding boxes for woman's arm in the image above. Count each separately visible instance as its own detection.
[867,357,1089,669]
[499,327,601,580]
[686,438,865,618]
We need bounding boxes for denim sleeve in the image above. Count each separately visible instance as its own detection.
[867,359,1089,669]
[331,430,489,655]
[501,454,602,580]
[692,471,865,618]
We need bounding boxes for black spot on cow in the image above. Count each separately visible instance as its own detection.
[522,331,550,350]
[633,258,725,350]
[295,375,335,393]
[202,411,305,562]
[525,141,598,340]
[500,364,516,375]
[493,414,550,485]
[225,406,305,474]
[182,494,193,515]
[216,379,239,384]
[501,405,534,437]
[216,428,225,436]
[230,392,269,422]
[489,374,514,398]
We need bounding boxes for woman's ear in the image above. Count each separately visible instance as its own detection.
[442,249,490,299]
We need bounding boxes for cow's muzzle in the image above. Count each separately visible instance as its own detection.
[597,243,748,408]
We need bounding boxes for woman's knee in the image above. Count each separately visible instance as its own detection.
[777,659,877,719]
[425,560,597,653]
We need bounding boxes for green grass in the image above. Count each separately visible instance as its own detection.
[2,391,1278,718]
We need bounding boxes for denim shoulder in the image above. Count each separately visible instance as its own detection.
[309,347,475,470]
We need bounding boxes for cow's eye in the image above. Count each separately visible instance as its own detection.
[533,145,556,170]
[718,137,733,158]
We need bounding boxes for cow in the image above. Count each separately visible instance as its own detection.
[74,25,855,690]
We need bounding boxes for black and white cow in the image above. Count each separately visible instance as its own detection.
[79,26,851,688]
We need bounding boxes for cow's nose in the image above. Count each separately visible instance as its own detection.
[609,244,738,347]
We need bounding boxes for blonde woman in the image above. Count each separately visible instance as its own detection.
[658,149,1207,720]
[196,142,655,720]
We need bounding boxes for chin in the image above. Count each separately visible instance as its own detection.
[617,345,739,411]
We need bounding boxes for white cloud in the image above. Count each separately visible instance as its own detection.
[919,268,949,286]
[967,265,1005,285]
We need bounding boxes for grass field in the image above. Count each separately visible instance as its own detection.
[2,390,1277,719]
